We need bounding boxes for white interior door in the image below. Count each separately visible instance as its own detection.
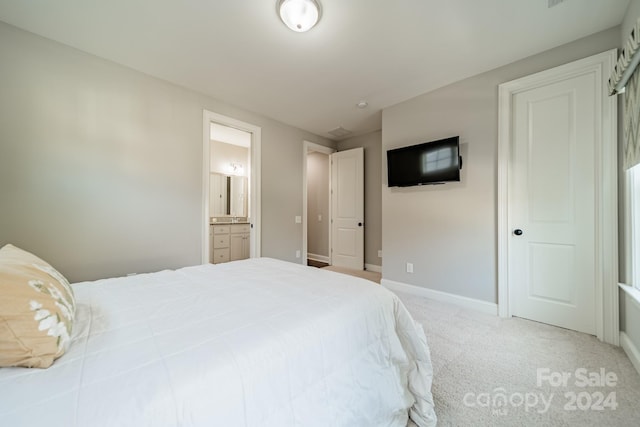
[331,147,364,270]
[509,72,598,334]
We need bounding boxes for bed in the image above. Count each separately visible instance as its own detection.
[0,257,436,426]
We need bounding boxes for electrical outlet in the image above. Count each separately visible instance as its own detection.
[406,262,413,273]
[318,214,322,222]
[296,250,301,258]
[378,250,382,258]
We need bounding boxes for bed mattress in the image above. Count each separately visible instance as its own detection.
[0,258,436,426]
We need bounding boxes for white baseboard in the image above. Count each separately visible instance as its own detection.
[620,332,640,376]
[381,278,498,316]
[307,253,329,263]
[365,263,382,273]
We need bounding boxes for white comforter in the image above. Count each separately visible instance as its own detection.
[0,258,436,426]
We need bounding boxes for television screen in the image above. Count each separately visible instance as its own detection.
[387,136,461,187]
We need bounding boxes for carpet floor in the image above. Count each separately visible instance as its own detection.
[321,265,381,283]
[395,290,640,427]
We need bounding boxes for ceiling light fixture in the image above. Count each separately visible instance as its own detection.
[356,101,369,109]
[277,0,321,33]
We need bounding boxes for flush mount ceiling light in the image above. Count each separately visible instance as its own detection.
[277,0,321,33]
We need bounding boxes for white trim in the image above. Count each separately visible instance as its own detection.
[381,279,498,316]
[365,263,382,273]
[620,282,640,309]
[202,111,211,264]
[619,283,640,376]
[629,168,639,288]
[620,332,640,376]
[497,80,510,318]
[627,169,635,286]
[202,110,261,264]
[307,253,330,263]
[497,50,619,345]
[600,49,620,346]
[302,141,335,266]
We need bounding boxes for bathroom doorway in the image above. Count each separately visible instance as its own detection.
[202,110,261,264]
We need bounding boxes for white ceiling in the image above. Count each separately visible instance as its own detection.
[211,123,251,148]
[0,0,630,140]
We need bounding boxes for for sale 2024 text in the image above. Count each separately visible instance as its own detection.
[537,368,618,411]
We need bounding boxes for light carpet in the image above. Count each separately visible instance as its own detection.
[394,290,640,427]
[321,265,381,283]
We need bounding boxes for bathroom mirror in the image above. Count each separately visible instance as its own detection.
[210,173,247,217]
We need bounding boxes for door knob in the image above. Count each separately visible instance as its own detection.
[358,222,363,227]
[513,229,523,236]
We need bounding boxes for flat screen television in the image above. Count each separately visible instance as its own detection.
[387,136,461,187]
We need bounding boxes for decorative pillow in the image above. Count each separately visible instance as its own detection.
[0,244,76,368]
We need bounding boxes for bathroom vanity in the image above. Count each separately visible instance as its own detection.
[210,222,250,264]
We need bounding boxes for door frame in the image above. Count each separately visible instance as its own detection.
[202,110,262,263]
[497,49,618,344]
[302,140,335,265]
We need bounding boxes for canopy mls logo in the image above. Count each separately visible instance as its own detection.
[463,388,553,416]
[463,367,619,417]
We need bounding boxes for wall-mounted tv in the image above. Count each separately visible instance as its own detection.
[387,136,461,187]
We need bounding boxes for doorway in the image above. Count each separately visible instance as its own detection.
[497,50,618,343]
[303,141,335,266]
[202,110,261,264]
[302,142,364,271]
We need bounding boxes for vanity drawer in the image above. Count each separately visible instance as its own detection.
[212,248,230,264]
[213,234,230,249]
[213,225,230,235]
[231,224,251,234]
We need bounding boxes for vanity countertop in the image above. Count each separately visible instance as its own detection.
[210,221,250,225]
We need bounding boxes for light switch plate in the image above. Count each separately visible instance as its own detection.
[295,216,302,223]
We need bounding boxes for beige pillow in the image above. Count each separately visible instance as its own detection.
[0,244,76,368]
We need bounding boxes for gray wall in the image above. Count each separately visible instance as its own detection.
[306,152,330,258]
[619,0,640,360]
[0,21,333,282]
[382,27,620,303]
[337,131,382,268]
[622,0,640,41]
[210,140,249,176]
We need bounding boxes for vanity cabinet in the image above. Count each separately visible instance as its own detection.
[211,225,230,264]
[211,223,249,264]
[230,224,250,261]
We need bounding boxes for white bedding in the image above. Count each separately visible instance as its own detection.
[0,258,436,426]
